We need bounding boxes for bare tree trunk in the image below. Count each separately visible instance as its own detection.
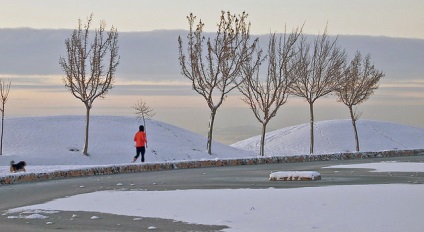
[83,105,90,156]
[309,102,314,154]
[142,116,148,149]
[0,81,10,156]
[207,109,217,155]
[260,123,267,157]
[0,104,4,156]
[349,106,360,152]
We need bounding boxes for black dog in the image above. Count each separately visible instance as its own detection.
[10,161,27,173]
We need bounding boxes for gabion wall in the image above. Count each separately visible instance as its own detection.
[1,149,423,185]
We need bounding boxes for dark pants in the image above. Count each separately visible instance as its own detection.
[134,146,146,162]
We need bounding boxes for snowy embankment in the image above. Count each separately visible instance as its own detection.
[0,116,423,184]
[0,115,252,166]
[232,119,424,156]
[0,115,253,183]
[2,149,422,184]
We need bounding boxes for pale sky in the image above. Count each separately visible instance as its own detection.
[1,0,423,39]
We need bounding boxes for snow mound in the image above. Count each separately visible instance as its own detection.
[0,115,253,166]
[269,171,321,181]
[232,119,424,156]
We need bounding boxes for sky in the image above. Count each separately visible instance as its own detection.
[0,0,423,144]
[1,0,423,39]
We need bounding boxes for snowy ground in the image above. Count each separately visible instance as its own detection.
[5,162,424,232]
[326,161,424,172]
[1,116,424,231]
[232,119,424,156]
[0,116,423,178]
[3,115,253,165]
[0,115,253,177]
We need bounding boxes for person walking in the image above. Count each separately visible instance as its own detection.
[133,125,147,163]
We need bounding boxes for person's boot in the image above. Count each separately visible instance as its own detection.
[132,158,137,163]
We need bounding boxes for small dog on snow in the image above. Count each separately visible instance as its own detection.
[10,161,27,173]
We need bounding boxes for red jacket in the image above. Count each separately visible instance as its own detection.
[134,131,147,147]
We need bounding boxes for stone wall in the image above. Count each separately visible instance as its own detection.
[1,149,423,185]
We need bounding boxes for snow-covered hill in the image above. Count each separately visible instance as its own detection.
[0,115,252,166]
[1,116,423,169]
[232,119,424,156]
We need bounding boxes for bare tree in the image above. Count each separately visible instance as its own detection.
[336,51,384,151]
[133,98,155,148]
[132,98,155,133]
[178,11,258,154]
[0,80,10,155]
[59,14,119,156]
[239,28,302,156]
[133,98,155,127]
[291,27,346,154]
